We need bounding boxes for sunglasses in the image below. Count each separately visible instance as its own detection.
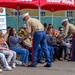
[60,30,63,31]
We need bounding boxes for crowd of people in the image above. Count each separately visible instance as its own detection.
[0,12,75,73]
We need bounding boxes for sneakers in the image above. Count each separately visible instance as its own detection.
[15,60,22,66]
[4,66,12,71]
[44,64,52,67]
[28,63,36,67]
[0,69,2,73]
[28,65,36,67]
[12,63,16,68]
[22,63,28,67]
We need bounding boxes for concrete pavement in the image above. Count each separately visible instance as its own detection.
[0,61,75,75]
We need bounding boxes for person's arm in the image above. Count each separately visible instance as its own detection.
[64,33,71,39]
[61,25,70,39]
[26,21,32,34]
[0,39,10,50]
[9,36,22,44]
[0,46,9,50]
[64,25,69,38]
[26,21,32,38]
[4,42,10,50]
[47,35,55,45]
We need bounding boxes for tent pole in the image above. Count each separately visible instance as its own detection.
[51,12,54,25]
[38,6,41,21]
[51,8,54,25]
[17,5,19,30]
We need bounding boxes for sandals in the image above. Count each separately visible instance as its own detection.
[22,63,28,67]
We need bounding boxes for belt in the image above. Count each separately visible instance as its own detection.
[35,29,44,32]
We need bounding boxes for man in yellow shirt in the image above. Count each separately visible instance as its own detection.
[22,12,51,67]
[61,19,75,61]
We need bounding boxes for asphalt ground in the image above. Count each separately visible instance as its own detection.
[0,60,75,75]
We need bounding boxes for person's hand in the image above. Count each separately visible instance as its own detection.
[5,48,10,51]
[21,36,27,40]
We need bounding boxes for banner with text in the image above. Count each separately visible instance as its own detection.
[0,7,6,33]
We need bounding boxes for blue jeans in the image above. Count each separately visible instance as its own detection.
[48,46,54,61]
[11,47,29,63]
[38,46,44,61]
[72,38,75,60]
[32,31,51,66]
[38,46,54,62]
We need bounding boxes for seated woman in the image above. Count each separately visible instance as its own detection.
[0,30,16,68]
[0,53,12,72]
[8,28,29,67]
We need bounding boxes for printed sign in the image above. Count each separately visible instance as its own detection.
[46,0,74,5]
[0,8,6,15]
[0,7,6,33]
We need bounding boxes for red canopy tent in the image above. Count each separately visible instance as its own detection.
[0,0,75,27]
[40,0,75,25]
[0,0,39,29]
[41,0,75,12]
[0,0,39,10]
[0,0,75,11]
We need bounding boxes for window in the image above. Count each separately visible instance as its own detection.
[41,10,45,16]
[14,10,20,16]
[65,10,73,18]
